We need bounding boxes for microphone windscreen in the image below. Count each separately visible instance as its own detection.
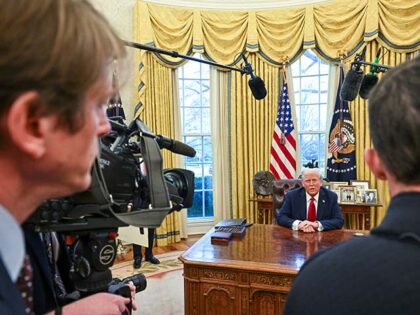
[340,68,364,102]
[248,76,267,100]
[359,74,379,99]
[171,139,197,157]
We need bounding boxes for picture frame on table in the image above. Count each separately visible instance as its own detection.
[364,189,378,204]
[350,180,369,191]
[338,186,357,204]
[329,181,348,191]
[350,180,370,203]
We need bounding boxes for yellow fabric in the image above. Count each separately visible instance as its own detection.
[230,55,280,222]
[376,0,420,52]
[314,0,367,60]
[348,40,415,227]
[135,53,182,246]
[134,0,419,65]
[201,10,249,65]
[133,0,420,233]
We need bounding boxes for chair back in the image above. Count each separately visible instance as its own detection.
[272,179,302,212]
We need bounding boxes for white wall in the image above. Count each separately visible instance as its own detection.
[89,0,137,119]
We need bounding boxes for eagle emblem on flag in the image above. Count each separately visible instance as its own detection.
[328,119,355,165]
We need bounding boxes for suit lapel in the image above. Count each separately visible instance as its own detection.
[317,188,326,219]
[24,231,55,294]
[298,189,307,220]
[0,257,27,314]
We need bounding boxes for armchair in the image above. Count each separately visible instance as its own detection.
[272,179,302,216]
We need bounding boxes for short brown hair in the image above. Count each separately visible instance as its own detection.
[368,56,420,184]
[0,0,125,140]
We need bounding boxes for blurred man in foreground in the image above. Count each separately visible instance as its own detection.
[284,57,420,314]
[0,0,135,314]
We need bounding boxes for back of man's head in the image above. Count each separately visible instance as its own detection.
[368,57,420,184]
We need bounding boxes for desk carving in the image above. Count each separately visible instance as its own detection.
[180,225,357,315]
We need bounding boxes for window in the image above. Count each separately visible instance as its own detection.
[179,56,213,219]
[291,50,330,172]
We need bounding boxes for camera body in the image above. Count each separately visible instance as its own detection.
[24,117,195,307]
[27,117,194,232]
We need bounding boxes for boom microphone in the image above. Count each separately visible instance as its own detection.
[242,54,267,100]
[340,65,364,102]
[155,135,196,157]
[359,48,381,99]
[340,46,367,102]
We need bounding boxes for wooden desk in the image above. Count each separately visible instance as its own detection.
[180,224,357,315]
[249,197,381,230]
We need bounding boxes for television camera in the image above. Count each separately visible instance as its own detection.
[24,117,195,313]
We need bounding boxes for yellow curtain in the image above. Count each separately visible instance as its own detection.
[230,54,280,222]
[133,0,420,232]
[349,41,415,227]
[135,0,419,64]
[135,52,182,246]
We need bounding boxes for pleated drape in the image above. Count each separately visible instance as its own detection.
[135,53,182,246]
[348,41,415,226]
[133,0,419,232]
[230,55,280,221]
[134,0,419,65]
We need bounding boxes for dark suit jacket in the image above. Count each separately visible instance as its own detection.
[24,230,75,315]
[0,257,27,315]
[284,192,420,315]
[277,186,343,230]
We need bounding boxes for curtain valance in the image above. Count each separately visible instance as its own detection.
[134,0,419,65]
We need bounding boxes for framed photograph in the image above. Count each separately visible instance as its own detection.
[350,180,369,191]
[364,189,378,204]
[338,186,357,204]
[350,180,370,203]
[329,181,348,191]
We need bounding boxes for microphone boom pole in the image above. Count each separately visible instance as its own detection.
[352,60,392,73]
[124,40,247,75]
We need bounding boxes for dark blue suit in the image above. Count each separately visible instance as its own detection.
[24,229,75,315]
[0,257,27,315]
[277,186,343,230]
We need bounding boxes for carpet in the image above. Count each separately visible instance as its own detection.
[111,251,185,315]
[111,250,184,280]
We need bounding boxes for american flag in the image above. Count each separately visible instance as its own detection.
[270,80,297,179]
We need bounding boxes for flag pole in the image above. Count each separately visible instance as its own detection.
[280,57,288,145]
[338,52,346,146]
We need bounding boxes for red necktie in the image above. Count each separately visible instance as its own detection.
[15,254,34,315]
[307,197,316,222]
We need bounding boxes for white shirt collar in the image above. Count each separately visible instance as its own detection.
[306,192,319,203]
[0,204,25,281]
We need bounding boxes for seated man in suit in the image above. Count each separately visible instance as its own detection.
[277,168,343,232]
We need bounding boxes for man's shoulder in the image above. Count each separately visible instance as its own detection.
[286,234,420,315]
[287,186,305,197]
[320,186,337,199]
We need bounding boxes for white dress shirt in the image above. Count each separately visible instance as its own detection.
[292,192,324,231]
[0,204,25,281]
